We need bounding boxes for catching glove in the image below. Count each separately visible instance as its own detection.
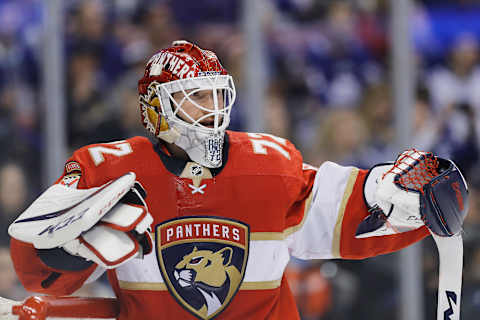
[357,149,469,238]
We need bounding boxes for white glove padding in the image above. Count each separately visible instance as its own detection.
[62,195,154,269]
[9,172,137,248]
[356,163,424,238]
[9,172,154,269]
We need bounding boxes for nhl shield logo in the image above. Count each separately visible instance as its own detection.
[155,216,250,319]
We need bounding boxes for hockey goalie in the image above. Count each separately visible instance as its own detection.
[8,41,468,320]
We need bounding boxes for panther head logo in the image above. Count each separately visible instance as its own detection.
[174,246,241,318]
[156,217,249,320]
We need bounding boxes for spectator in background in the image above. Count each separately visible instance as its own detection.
[355,0,388,61]
[411,85,441,151]
[427,33,480,164]
[138,2,181,52]
[91,83,148,143]
[428,33,480,112]
[66,46,107,148]
[0,246,27,300]
[446,101,480,177]
[67,0,125,83]
[308,108,369,167]
[116,88,148,138]
[305,1,381,109]
[357,83,396,165]
[0,162,29,246]
[265,85,290,139]
[0,84,17,159]
[0,82,39,173]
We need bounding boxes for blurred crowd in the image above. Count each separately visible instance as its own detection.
[1,0,480,319]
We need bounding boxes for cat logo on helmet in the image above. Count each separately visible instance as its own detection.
[155,217,249,319]
[139,82,169,137]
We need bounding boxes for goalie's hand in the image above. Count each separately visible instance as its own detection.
[356,149,469,238]
[61,182,153,269]
[9,172,153,269]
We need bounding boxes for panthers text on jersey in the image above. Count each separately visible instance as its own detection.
[10,131,429,320]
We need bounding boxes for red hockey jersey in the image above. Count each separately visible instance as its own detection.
[10,131,429,320]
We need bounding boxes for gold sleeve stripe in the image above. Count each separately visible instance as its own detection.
[331,168,359,258]
[250,189,314,241]
[118,279,281,291]
[239,279,282,290]
[250,232,284,241]
[119,281,167,291]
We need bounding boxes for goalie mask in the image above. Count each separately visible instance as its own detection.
[138,40,236,168]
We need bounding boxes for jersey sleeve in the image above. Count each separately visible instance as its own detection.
[9,149,103,295]
[287,161,429,260]
[10,238,99,295]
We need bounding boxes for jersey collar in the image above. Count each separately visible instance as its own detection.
[154,132,230,177]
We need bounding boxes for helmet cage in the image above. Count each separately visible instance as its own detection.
[155,75,235,136]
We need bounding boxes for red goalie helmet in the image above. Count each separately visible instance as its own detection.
[138,40,229,93]
[138,40,236,168]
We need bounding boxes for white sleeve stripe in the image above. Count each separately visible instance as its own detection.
[331,168,359,258]
[286,162,359,259]
[243,240,289,282]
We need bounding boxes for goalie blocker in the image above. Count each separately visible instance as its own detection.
[358,150,469,238]
[8,172,153,269]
